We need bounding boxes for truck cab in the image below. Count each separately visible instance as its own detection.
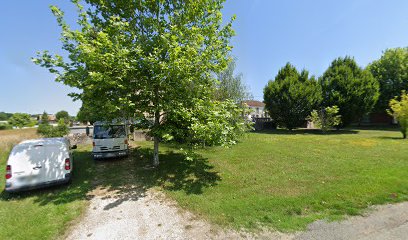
[92,122,129,159]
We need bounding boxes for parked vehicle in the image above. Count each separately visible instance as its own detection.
[92,122,129,159]
[5,138,76,192]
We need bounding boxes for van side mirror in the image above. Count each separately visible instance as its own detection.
[71,145,77,150]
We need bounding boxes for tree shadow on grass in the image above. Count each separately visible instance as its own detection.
[254,129,359,135]
[350,125,400,132]
[0,144,220,210]
[376,136,405,140]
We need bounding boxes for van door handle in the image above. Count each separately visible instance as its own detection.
[33,166,42,169]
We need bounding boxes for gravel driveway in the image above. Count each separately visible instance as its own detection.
[64,184,408,240]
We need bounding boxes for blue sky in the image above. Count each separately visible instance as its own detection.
[1,0,408,115]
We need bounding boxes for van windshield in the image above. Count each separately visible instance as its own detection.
[94,125,126,139]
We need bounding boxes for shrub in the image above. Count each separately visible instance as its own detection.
[8,113,32,128]
[0,123,12,130]
[307,106,342,132]
[37,119,69,137]
[264,63,322,130]
[388,91,408,139]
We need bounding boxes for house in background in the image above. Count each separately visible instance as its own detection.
[242,100,268,120]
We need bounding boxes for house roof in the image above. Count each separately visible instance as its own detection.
[242,100,265,107]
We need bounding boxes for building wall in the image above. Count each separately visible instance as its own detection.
[247,106,268,120]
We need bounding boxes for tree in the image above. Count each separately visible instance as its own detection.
[388,91,408,139]
[56,110,70,122]
[307,106,342,132]
[38,119,69,137]
[368,48,408,112]
[263,63,322,130]
[33,0,236,166]
[8,113,32,128]
[0,112,12,121]
[215,58,252,102]
[41,111,49,125]
[320,57,379,127]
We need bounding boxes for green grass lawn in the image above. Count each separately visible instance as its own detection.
[1,128,407,238]
[136,128,408,231]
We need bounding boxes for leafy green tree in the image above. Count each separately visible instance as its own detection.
[56,110,70,122]
[368,48,408,112]
[33,0,236,166]
[388,91,408,139]
[215,58,252,102]
[263,63,322,130]
[307,106,342,132]
[8,113,32,128]
[0,112,12,121]
[320,57,379,127]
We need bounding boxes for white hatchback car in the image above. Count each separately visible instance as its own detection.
[5,137,76,192]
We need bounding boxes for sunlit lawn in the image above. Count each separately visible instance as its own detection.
[138,128,408,231]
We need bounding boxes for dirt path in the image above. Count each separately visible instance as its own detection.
[65,188,408,240]
[64,187,288,240]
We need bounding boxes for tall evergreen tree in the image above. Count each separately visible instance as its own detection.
[264,63,322,130]
[320,57,379,127]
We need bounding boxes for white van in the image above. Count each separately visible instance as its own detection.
[92,122,129,159]
[5,138,75,192]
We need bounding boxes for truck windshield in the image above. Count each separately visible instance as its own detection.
[93,125,126,139]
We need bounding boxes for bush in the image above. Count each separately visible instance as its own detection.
[0,123,12,130]
[37,119,69,137]
[8,113,32,128]
[388,91,408,139]
[307,106,342,132]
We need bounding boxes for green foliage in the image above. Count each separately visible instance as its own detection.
[388,91,408,139]
[320,56,380,127]
[76,99,109,124]
[0,123,12,130]
[368,48,408,112]
[41,111,49,125]
[8,113,32,128]
[164,99,252,147]
[33,0,236,165]
[307,106,342,132]
[140,129,408,231]
[37,119,69,138]
[0,112,12,121]
[215,58,252,102]
[55,110,69,122]
[263,63,322,130]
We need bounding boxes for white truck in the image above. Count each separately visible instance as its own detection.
[5,138,75,192]
[92,122,129,159]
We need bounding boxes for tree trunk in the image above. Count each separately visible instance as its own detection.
[153,136,159,166]
[153,108,160,167]
[403,132,407,139]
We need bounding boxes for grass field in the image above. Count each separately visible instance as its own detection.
[135,127,408,231]
[0,127,408,239]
